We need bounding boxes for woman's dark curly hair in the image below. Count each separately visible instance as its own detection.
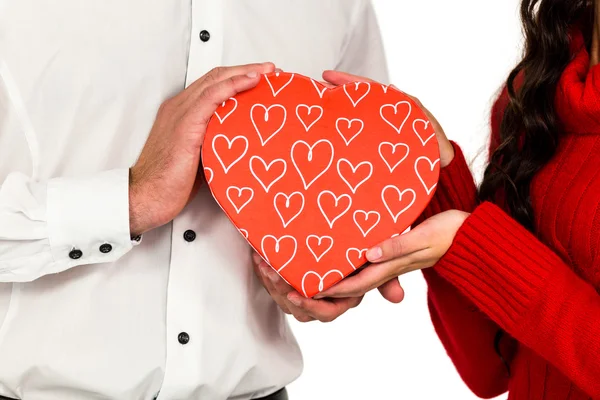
[478,0,593,231]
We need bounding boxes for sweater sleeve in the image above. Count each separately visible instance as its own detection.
[416,141,515,398]
[435,202,600,398]
[418,86,521,398]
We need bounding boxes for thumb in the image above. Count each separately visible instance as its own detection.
[377,278,405,304]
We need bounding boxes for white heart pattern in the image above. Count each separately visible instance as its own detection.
[415,156,440,195]
[273,192,305,228]
[251,104,287,146]
[380,101,412,134]
[296,104,324,132]
[212,135,249,174]
[346,248,367,270]
[413,119,436,146]
[214,97,238,123]
[226,186,254,214]
[306,235,334,262]
[353,210,381,237]
[265,73,295,97]
[336,118,364,146]
[249,156,287,193]
[336,159,373,194]
[378,142,410,173]
[344,82,370,107]
[317,191,352,229]
[261,235,298,272]
[381,186,416,223]
[301,270,344,297]
[291,139,335,189]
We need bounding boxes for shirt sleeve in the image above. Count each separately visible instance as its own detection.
[336,0,390,83]
[0,169,136,282]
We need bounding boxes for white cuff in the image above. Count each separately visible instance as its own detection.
[46,169,133,271]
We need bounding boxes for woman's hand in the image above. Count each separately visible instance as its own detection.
[315,210,469,299]
[252,253,383,322]
[322,70,455,168]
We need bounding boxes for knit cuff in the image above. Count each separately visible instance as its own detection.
[421,141,477,220]
[434,202,556,331]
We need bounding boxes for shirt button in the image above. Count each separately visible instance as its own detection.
[183,230,196,242]
[99,243,113,254]
[69,249,83,260]
[199,30,211,42]
[178,332,190,345]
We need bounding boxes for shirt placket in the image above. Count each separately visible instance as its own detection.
[158,0,224,398]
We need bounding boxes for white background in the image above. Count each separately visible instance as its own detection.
[288,1,523,399]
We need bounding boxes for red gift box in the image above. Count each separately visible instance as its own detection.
[202,72,440,297]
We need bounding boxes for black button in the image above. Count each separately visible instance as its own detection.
[132,235,142,242]
[178,332,190,345]
[99,243,113,254]
[69,249,83,260]
[183,230,196,242]
[199,30,210,42]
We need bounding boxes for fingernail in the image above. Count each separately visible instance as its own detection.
[366,247,383,261]
[246,71,258,78]
[274,68,283,73]
[288,294,302,307]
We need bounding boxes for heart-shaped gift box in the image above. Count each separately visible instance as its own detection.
[202,72,440,298]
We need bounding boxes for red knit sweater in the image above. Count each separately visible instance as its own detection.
[421,30,600,400]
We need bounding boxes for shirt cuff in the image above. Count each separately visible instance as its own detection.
[46,169,134,272]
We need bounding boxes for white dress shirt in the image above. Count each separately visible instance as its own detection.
[0,1,388,399]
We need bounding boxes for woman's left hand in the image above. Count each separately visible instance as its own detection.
[315,210,470,299]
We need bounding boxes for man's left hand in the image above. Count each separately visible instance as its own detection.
[252,253,365,323]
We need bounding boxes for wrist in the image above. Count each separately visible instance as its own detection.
[129,168,153,236]
[439,140,455,168]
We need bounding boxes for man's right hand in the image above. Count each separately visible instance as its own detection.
[128,63,275,236]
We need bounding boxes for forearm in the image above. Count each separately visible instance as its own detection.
[435,202,600,398]
[424,267,514,398]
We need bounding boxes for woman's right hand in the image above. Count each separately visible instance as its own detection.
[322,70,455,167]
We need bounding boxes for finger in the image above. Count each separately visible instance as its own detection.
[322,70,378,86]
[316,264,394,298]
[256,264,292,314]
[287,292,362,323]
[181,62,275,112]
[189,62,275,94]
[365,225,430,263]
[188,73,264,127]
[259,263,316,321]
[317,80,336,89]
[262,264,295,294]
[377,278,405,304]
[252,251,263,266]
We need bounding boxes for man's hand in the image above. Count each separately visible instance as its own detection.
[129,63,275,236]
[252,252,364,323]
